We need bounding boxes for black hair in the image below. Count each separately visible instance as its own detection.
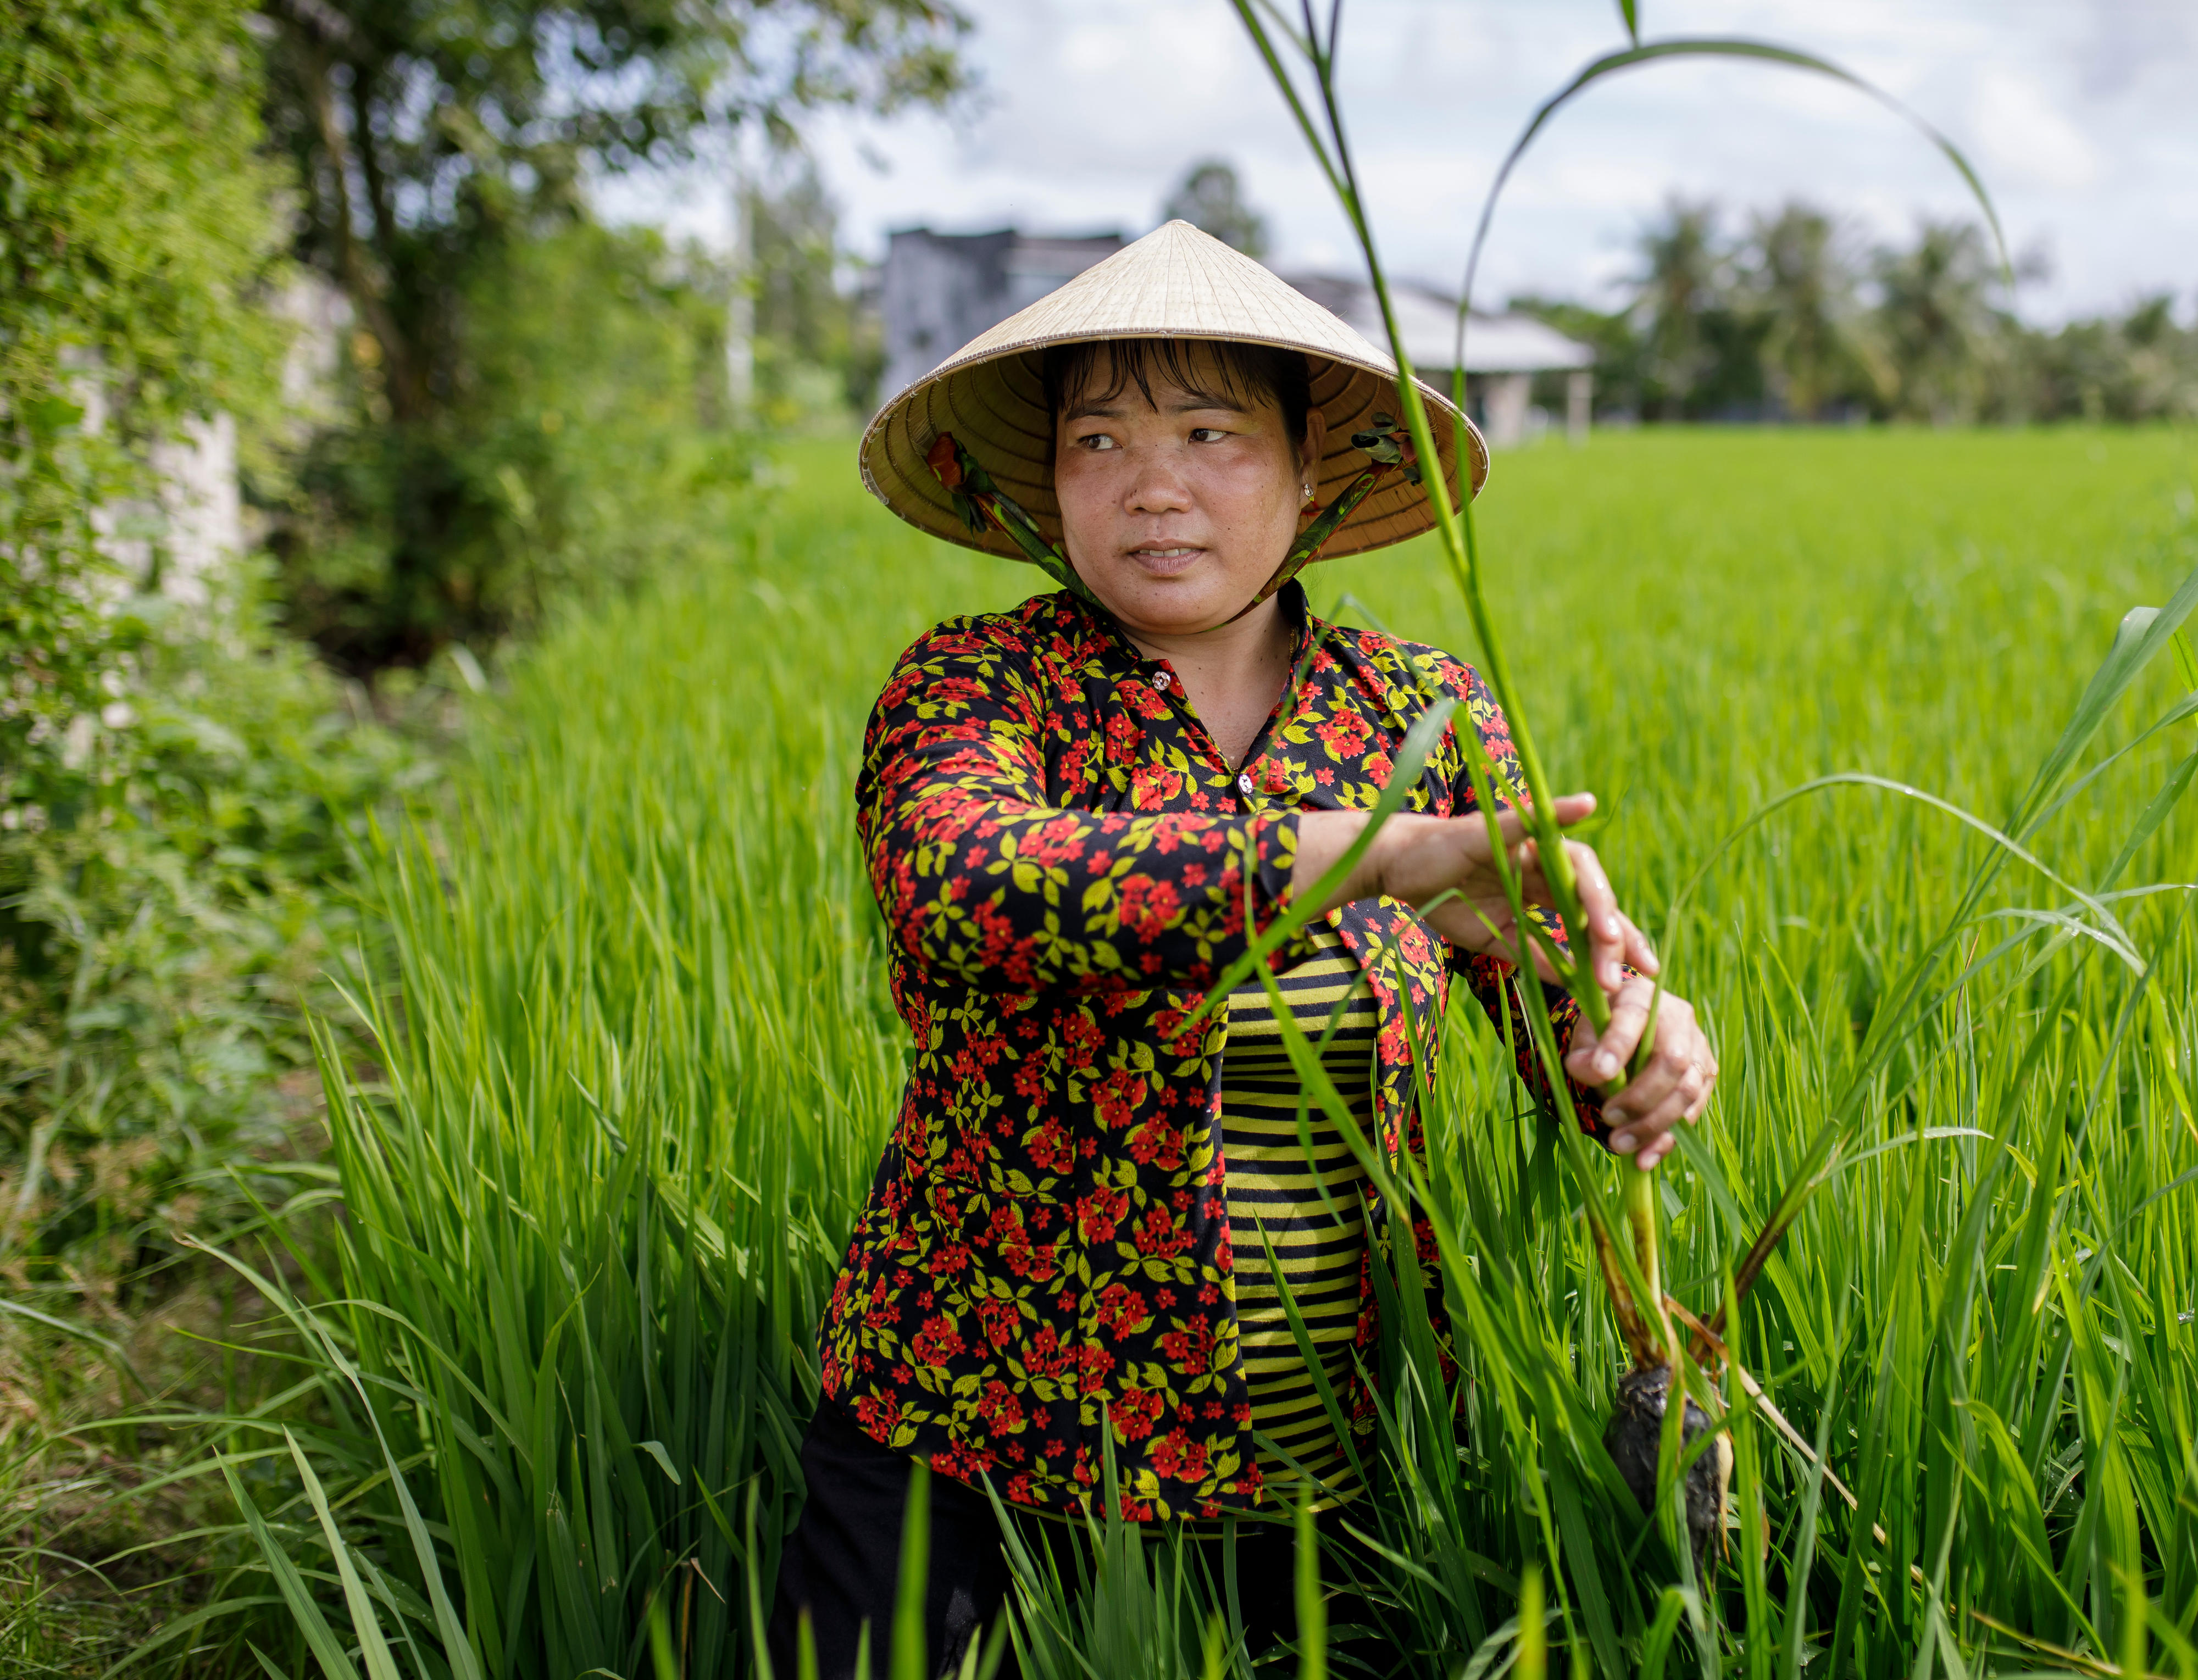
[1040,338,1313,444]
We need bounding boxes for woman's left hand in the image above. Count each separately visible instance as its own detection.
[1563,977,1718,1170]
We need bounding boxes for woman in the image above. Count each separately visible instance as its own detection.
[770,221,1717,1675]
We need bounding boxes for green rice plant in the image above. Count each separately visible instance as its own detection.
[148,510,957,1676]
[1208,12,2006,1526]
[987,1449,1227,1680]
[1227,0,2023,1392]
[1231,510,2198,1670]
[1220,3,2198,1672]
[171,415,2198,1677]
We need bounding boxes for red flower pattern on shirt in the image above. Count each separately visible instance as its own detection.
[821,583,1602,1518]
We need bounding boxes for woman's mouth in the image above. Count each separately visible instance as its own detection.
[1126,544,1206,575]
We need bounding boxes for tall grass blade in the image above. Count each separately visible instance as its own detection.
[893,1465,931,1680]
[1452,37,2011,374]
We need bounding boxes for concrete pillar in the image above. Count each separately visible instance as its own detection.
[72,350,241,611]
[1566,370,1594,446]
[725,177,754,424]
[149,413,241,606]
[1484,372,1533,449]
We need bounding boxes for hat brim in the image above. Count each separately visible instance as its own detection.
[859,332,1489,567]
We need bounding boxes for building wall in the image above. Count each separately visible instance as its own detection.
[879,230,1124,408]
[880,230,1015,404]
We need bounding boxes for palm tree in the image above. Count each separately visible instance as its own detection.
[1741,201,1864,420]
[1873,220,2000,424]
[1629,197,1739,419]
[1159,160,1269,259]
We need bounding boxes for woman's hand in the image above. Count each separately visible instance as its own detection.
[1291,795,1718,1168]
[1294,794,1653,988]
[1564,977,1717,1170]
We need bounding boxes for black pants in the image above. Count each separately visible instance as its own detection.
[767,1397,1380,1680]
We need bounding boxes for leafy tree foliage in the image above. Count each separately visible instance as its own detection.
[1519,196,2198,426]
[264,220,747,669]
[1631,196,1733,412]
[1741,203,1867,421]
[2,0,286,781]
[729,161,888,425]
[257,0,970,668]
[2017,293,2198,423]
[1564,196,1775,422]
[1872,220,2001,424]
[1,0,414,1277]
[1161,159,1269,259]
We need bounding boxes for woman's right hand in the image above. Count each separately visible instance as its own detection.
[1291,796,1657,992]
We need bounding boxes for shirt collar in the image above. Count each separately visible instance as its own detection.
[1070,578,1317,672]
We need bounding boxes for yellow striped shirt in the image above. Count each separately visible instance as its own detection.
[1223,918,1376,1507]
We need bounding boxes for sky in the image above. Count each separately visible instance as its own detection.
[608,0,2198,324]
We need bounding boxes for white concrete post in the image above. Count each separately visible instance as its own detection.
[1566,371,1594,446]
[1484,373,1533,449]
[725,175,754,424]
[149,413,242,607]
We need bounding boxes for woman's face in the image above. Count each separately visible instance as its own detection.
[1053,342,1325,640]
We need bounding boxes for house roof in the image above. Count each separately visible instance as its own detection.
[1280,273,1595,374]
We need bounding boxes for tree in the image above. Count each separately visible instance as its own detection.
[1161,159,1269,258]
[1,0,413,1283]
[746,163,884,419]
[2007,292,2198,424]
[269,219,749,665]
[2,0,287,816]
[1740,201,1867,420]
[1627,197,1762,419]
[1534,199,2194,428]
[256,0,972,666]
[263,0,967,427]
[1873,220,2001,424]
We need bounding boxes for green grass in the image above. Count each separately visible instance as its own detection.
[185,426,2198,1678]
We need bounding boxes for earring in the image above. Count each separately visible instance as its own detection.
[1302,481,1316,504]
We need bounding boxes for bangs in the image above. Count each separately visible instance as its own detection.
[1041,338,1312,438]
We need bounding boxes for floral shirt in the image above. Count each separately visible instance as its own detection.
[820,581,1603,1519]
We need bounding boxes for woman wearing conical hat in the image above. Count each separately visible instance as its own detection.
[769,221,1718,1672]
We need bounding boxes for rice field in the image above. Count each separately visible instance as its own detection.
[197,426,2198,1679]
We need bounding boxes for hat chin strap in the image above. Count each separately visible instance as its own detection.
[924,421,1423,624]
[924,432,1101,605]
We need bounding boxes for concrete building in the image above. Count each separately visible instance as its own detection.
[879,229,1126,402]
[1281,274,1597,448]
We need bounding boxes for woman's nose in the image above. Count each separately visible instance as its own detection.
[1125,454,1192,515]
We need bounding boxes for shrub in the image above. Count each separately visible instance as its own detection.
[1,567,423,1275]
[261,222,757,672]
[0,0,417,1280]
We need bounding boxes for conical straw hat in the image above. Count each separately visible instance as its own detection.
[859,220,1489,567]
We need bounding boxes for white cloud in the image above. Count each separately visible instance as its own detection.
[601,0,2196,324]
[1968,68,2103,192]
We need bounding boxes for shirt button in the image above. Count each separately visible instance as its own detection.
[1237,771,1255,796]
[1152,671,1172,692]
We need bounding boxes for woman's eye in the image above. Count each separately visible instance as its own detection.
[1189,427,1228,443]
[1078,432,1118,451]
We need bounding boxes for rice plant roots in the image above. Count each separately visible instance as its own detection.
[1602,1364,1731,1568]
